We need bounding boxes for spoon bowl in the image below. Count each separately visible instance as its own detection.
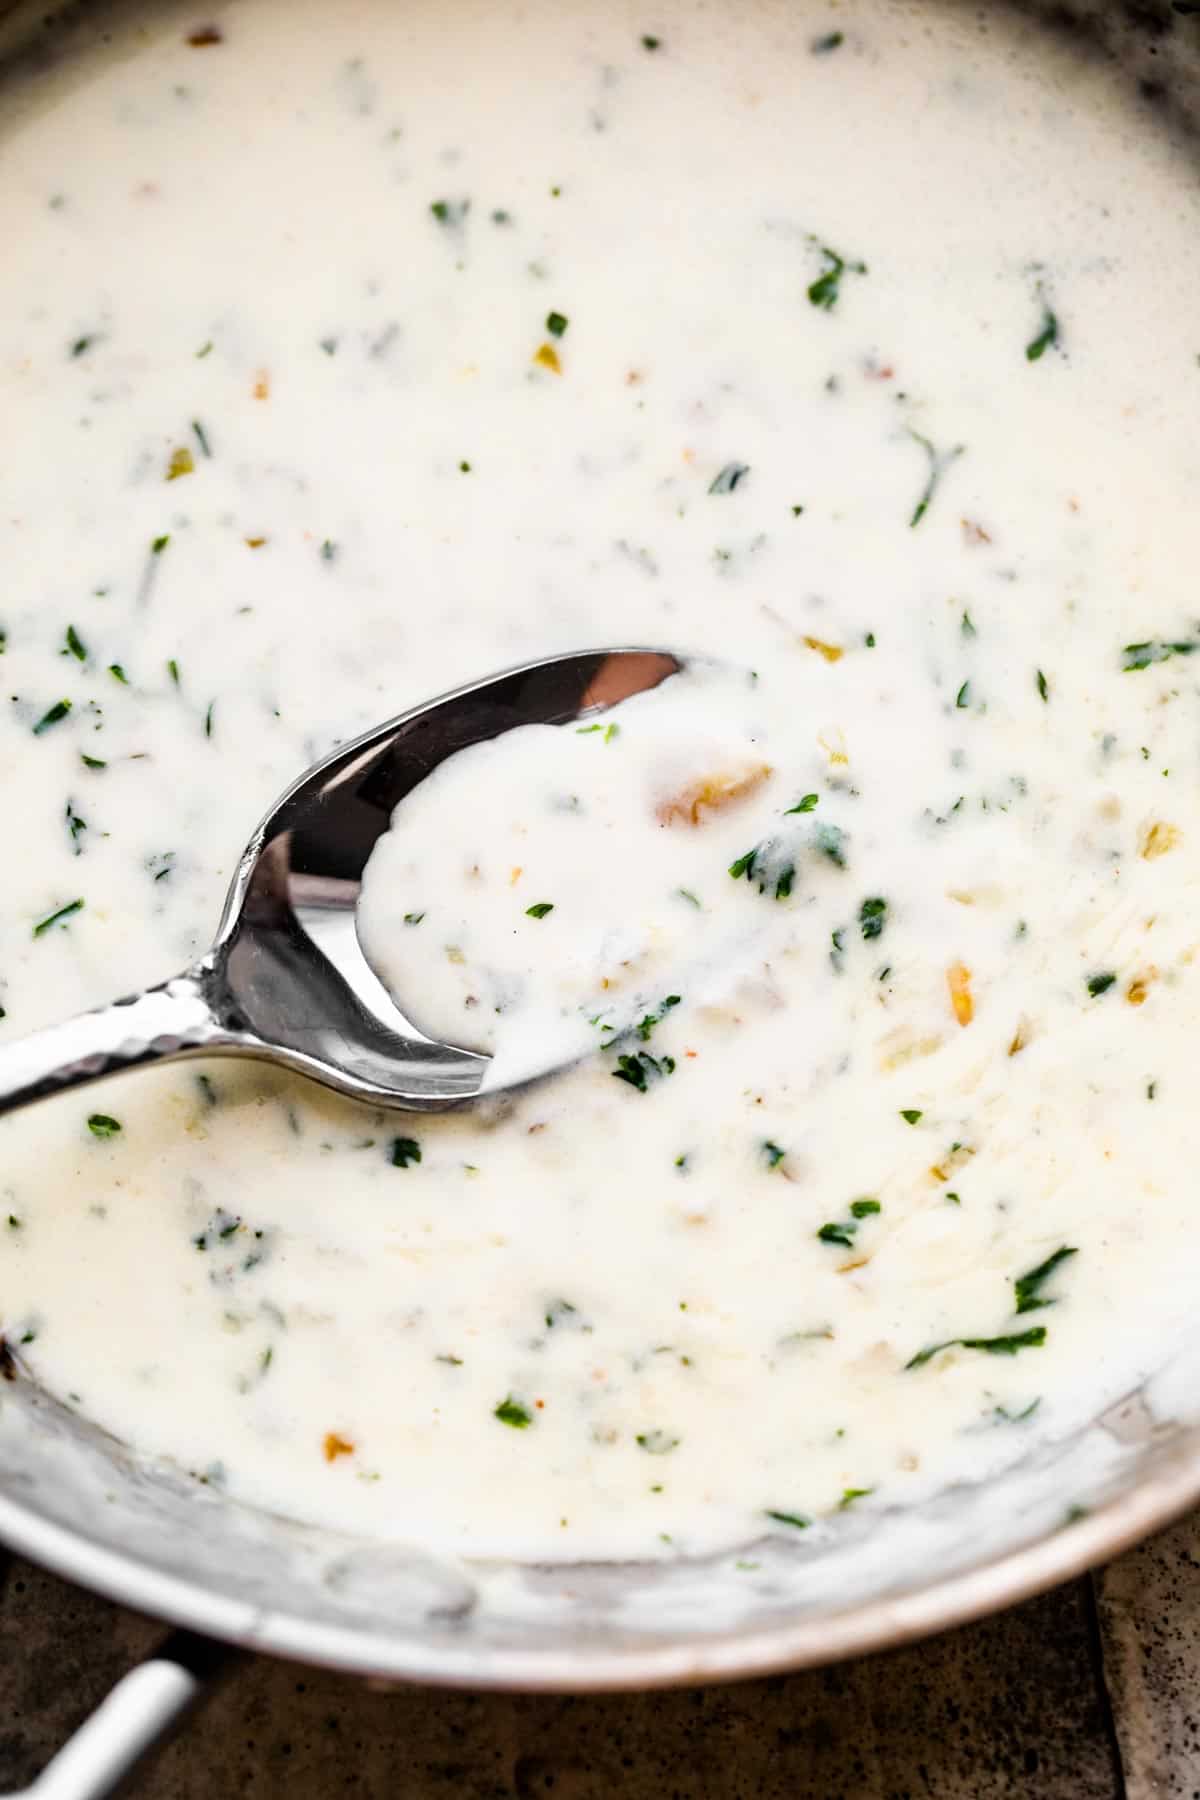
[0,648,682,1118]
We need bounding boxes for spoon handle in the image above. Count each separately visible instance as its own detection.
[0,970,239,1120]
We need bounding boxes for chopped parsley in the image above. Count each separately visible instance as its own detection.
[87,1114,122,1139]
[545,310,569,337]
[1086,971,1117,997]
[859,896,887,940]
[807,243,867,312]
[389,1136,422,1168]
[191,420,212,458]
[764,1509,809,1529]
[818,1200,880,1248]
[839,1487,873,1508]
[636,994,681,1040]
[576,721,618,741]
[1026,299,1060,363]
[33,699,71,735]
[1036,669,1049,702]
[906,1326,1047,1369]
[33,898,84,937]
[525,901,554,919]
[955,679,970,708]
[494,1395,532,1428]
[64,625,87,662]
[899,1108,922,1125]
[729,841,795,900]
[1122,639,1196,671]
[813,821,847,867]
[908,430,965,529]
[1013,1245,1077,1315]
[811,29,844,51]
[762,1140,786,1168]
[709,462,750,494]
[784,792,819,814]
[108,663,129,685]
[151,533,170,555]
[403,911,425,925]
[612,1051,675,1091]
[65,801,86,851]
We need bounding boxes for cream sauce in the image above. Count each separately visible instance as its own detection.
[2,0,1200,1561]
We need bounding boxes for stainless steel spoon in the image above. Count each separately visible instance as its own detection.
[0,647,682,1118]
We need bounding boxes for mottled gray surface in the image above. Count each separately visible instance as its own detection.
[0,1540,1139,1799]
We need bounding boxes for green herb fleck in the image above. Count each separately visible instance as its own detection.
[390,1136,422,1168]
[1036,669,1049,702]
[849,1198,881,1218]
[1026,299,1059,363]
[636,995,681,1041]
[906,1326,1047,1370]
[65,801,86,851]
[900,1108,923,1125]
[64,624,87,662]
[80,754,106,770]
[204,701,215,738]
[33,898,84,937]
[807,243,867,312]
[859,896,887,941]
[612,1051,675,1092]
[817,1221,856,1248]
[1086,971,1117,997]
[839,1486,873,1508]
[908,430,965,529]
[525,901,554,919]
[33,699,71,735]
[762,1140,786,1168]
[641,33,660,49]
[1013,1245,1077,1315]
[403,911,425,925]
[545,310,569,337]
[167,659,181,687]
[191,420,212,458]
[87,1114,122,1139]
[1122,639,1196,671]
[784,793,819,814]
[709,462,750,494]
[813,821,847,867]
[494,1395,532,1428]
[811,29,845,51]
[955,679,970,709]
[108,663,129,685]
[151,534,170,555]
[764,1509,809,1529]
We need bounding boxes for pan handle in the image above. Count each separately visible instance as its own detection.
[3,1631,235,1800]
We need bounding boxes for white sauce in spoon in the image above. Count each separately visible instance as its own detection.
[3,0,1200,1561]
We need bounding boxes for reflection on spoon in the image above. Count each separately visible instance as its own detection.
[0,649,682,1118]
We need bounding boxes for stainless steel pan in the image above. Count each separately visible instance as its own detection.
[3,1,1200,1792]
